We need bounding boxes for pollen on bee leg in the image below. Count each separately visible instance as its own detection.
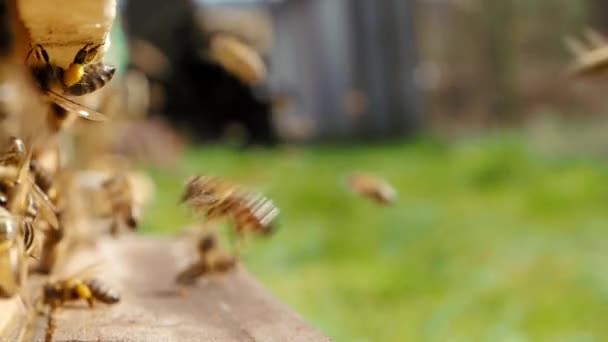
[63,64,85,87]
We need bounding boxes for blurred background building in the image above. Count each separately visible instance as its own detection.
[118,0,608,146]
[120,0,421,144]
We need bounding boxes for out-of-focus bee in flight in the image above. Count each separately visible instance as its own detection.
[207,32,267,86]
[181,174,279,237]
[26,42,116,123]
[102,173,139,236]
[346,171,397,205]
[565,28,608,77]
[176,230,237,285]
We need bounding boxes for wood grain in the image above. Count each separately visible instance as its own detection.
[27,236,331,342]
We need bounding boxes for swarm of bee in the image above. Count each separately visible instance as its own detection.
[0,4,135,338]
[178,174,279,283]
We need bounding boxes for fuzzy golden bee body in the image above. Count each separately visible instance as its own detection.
[27,43,115,122]
[182,175,279,236]
[346,171,397,205]
[0,137,64,275]
[0,209,26,297]
[102,173,139,236]
[42,276,120,308]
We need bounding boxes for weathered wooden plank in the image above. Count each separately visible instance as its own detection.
[29,236,331,341]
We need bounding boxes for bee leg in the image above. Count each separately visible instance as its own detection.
[71,42,93,64]
[71,42,102,65]
[25,43,49,65]
[109,218,120,237]
[45,307,56,342]
[84,43,103,63]
[125,211,138,231]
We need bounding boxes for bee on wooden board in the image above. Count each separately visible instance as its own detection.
[40,263,120,342]
[26,42,116,123]
[181,174,279,237]
[176,231,237,285]
[41,275,120,309]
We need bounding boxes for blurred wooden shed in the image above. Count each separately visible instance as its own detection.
[267,0,422,140]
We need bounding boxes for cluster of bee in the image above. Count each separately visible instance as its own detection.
[0,34,128,341]
[178,174,279,284]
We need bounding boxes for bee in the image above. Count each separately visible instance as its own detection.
[0,137,64,274]
[26,42,115,122]
[41,270,120,309]
[0,137,59,229]
[176,231,237,285]
[0,208,26,297]
[565,28,608,76]
[346,171,397,205]
[207,32,267,86]
[102,173,139,236]
[181,175,279,236]
[40,265,120,342]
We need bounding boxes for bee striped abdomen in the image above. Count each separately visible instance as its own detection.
[84,278,120,304]
[63,63,116,96]
[21,220,35,255]
[182,174,279,235]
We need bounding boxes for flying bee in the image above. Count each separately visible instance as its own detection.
[181,175,279,236]
[207,32,267,86]
[101,173,139,236]
[26,42,115,122]
[565,28,608,77]
[346,171,397,205]
[176,231,237,285]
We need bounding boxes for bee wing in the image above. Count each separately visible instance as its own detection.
[46,91,107,122]
[29,176,59,229]
[55,260,106,282]
[7,148,33,213]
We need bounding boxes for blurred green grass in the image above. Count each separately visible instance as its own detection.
[142,133,608,341]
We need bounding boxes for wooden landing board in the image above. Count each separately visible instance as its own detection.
[25,235,330,341]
